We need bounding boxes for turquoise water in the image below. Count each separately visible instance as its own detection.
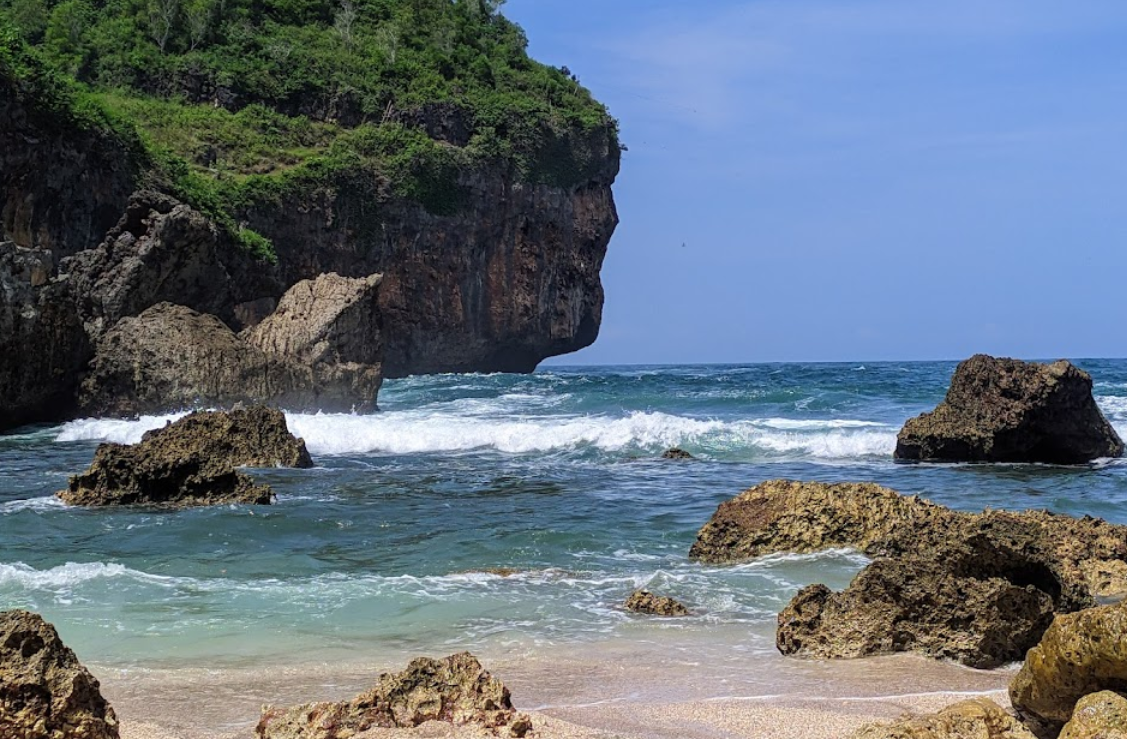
[3,361,1127,671]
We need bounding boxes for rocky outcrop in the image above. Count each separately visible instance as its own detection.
[0,609,119,739]
[0,242,91,429]
[58,406,312,506]
[689,480,954,564]
[79,295,382,415]
[776,548,1058,668]
[849,698,1035,739]
[623,590,690,616]
[1059,692,1127,739]
[62,192,281,339]
[244,272,382,411]
[240,124,619,377]
[1010,602,1127,737]
[895,355,1123,464]
[255,652,532,739]
[661,447,694,460]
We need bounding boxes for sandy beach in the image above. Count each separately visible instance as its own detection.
[99,640,1016,739]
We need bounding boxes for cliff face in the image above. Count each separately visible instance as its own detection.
[0,74,139,258]
[242,124,619,377]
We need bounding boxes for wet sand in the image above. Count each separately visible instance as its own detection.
[99,639,1016,739]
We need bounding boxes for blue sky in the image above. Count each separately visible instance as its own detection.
[504,1,1127,364]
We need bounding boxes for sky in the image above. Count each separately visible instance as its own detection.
[502,0,1127,365]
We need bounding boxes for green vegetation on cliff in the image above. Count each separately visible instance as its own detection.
[1,0,617,256]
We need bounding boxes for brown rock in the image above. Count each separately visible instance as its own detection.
[849,698,1034,739]
[688,480,956,564]
[1059,691,1127,739]
[624,590,690,617]
[661,447,694,460]
[58,406,313,507]
[894,355,1123,464]
[255,652,531,739]
[1010,602,1127,737]
[0,609,119,739]
[244,272,383,412]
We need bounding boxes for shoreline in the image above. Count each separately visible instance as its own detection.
[96,639,1016,739]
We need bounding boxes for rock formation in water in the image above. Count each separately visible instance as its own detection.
[59,406,313,506]
[692,480,1127,668]
[894,355,1123,464]
[623,590,690,616]
[0,609,120,739]
[255,652,532,739]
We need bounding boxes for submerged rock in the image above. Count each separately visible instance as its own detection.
[623,590,690,616]
[661,447,694,460]
[255,652,531,738]
[1010,601,1127,737]
[849,698,1035,739]
[0,609,119,739]
[58,406,312,507]
[894,355,1123,464]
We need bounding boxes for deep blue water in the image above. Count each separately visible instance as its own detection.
[2,360,1126,670]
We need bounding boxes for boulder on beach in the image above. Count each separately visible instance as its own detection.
[58,406,313,507]
[255,652,532,739]
[849,697,1035,739]
[894,355,1123,464]
[0,609,119,739]
[623,590,690,616]
[1058,691,1127,739]
[776,548,1057,669]
[1010,601,1127,737]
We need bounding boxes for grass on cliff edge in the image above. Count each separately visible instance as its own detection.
[0,0,618,197]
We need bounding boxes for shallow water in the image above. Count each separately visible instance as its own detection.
[2,360,1126,674]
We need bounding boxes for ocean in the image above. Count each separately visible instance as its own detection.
[2,360,1127,711]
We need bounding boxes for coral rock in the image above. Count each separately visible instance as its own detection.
[624,590,690,616]
[849,698,1035,739]
[1059,691,1127,739]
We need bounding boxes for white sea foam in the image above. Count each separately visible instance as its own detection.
[0,496,65,514]
[55,413,187,444]
[0,561,176,590]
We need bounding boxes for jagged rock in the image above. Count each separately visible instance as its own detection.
[0,609,119,739]
[776,547,1058,668]
[661,447,693,460]
[849,698,1035,739]
[62,191,281,339]
[0,242,91,429]
[689,480,955,565]
[1058,692,1127,739]
[1010,602,1127,737]
[624,590,690,616]
[691,480,1127,604]
[58,406,312,506]
[255,652,531,739]
[894,355,1123,464]
[244,272,383,412]
[79,301,381,416]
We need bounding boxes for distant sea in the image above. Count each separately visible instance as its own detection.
[3,360,1127,686]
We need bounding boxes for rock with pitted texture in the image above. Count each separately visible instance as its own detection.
[255,652,531,739]
[0,609,119,739]
[58,406,312,506]
[661,448,693,460]
[624,590,690,616]
[244,272,383,412]
[0,242,91,430]
[894,355,1123,464]
[776,545,1058,668]
[849,698,1035,739]
[1059,691,1127,739]
[1010,602,1127,737]
[688,480,956,564]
